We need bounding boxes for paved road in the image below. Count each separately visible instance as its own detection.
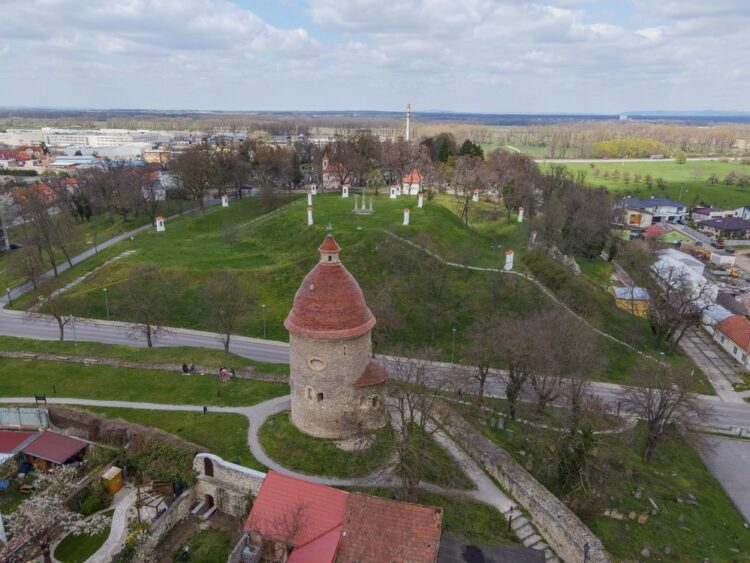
[697,436,750,523]
[536,157,738,164]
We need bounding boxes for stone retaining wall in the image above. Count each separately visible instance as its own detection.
[441,411,610,563]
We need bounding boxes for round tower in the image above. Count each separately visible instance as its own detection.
[284,235,387,439]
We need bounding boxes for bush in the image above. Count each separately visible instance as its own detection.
[69,482,112,516]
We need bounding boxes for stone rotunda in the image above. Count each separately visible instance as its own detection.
[284,235,387,439]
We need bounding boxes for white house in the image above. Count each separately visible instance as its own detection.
[692,207,733,222]
[653,248,718,303]
[620,196,689,227]
[402,170,423,196]
[714,315,750,370]
[733,206,750,220]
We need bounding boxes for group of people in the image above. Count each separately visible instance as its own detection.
[219,366,236,382]
[181,363,197,375]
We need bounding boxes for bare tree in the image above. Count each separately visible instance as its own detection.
[118,263,170,347]
[37,286,73,341]
[8,246,46,289]
[622,362,713,463]
[205,271,254,351]
[172,144,217,209]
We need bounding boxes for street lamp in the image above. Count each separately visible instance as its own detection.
[6,287,11,307]
[261,304,267,339]
[103,288,110,320]
[67,315,78,346]
[451,328,457,364]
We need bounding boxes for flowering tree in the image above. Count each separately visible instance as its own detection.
[2,466,111,563]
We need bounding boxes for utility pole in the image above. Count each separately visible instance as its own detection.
[405,103,411,142]
[451,328,456,364]
[262,304,267,339]
[103,288,110,320]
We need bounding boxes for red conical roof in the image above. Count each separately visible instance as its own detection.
[285,236,376,340]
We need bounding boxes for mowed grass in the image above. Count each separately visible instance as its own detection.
[484,419,750,561]
[557,160,750,208]
[0,357,288,406]
[173,528,232,563]
[82,407,264,470]
[54,509,115,563]
[0,335,288,376]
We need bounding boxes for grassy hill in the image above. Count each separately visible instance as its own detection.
[11,193,705,387]
[556,160,750,209]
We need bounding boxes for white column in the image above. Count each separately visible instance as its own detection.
[504,249,514,271]
[342,185,349,198]
[307,192,312,206]
[307,206,313,226]
[221,194,229,207]
[156,218,165,232]
[311,184,317,195]
[403,208,410,225]
[390,187,397,199]
[418,193,424,208]
[472,190,479,202]
[518,206,524,223]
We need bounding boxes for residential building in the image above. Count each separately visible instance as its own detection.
[653,248,718,303]
[243,471,442,563]
[21,430,88,472]
[702,304,734,336]
[0,430,38,464]
[710,250,736,268]
[698,217,750,239]
[691,206,733,222]
[619,196,689,227]
[402,169,423,195]
[321,148,347,191]
[734,205,750,220]
[714,315,750,370]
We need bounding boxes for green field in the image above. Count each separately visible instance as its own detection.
[83,407,263,470]
[7,193,706,386]
[0,357,288,406]
[484,418,750,561]
[556,160,750,209]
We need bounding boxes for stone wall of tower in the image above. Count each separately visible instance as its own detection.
[289,331,386,439]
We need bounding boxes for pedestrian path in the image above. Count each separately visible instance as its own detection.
[680,328,744,403]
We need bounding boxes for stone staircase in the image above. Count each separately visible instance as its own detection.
[502,506,560,562]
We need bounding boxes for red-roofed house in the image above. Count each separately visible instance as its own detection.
[22,430,88,472]
[642,224,668,239]
[0,430,39,464]
[402,169,423,195]
[243,471,442,562]
[321,149,348,191]
[714,315,750,369]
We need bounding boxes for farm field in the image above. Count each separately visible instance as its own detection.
[556,160,750,209]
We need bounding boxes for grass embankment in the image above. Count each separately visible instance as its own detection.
[557,160,750,209]
[53,509,115,563]
[10,194,704,387]
[83,407,263,471]
[0,336,288,376]
[0,357,288,406]
[259,412,472,488]
[484,418,750,561]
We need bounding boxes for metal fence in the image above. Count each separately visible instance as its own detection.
[0,407,49,428]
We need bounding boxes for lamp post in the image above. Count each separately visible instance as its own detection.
[261,304,267,339]
[103,288,110,320]
[67,315,78,346]
[6,287,11,307]
[451,328,457,364]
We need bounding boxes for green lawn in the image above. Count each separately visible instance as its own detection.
[173,528,232,563]
[355,488,520,547]
[0,335,288,375]
[0,484,25,514]
[484,418,750,561]
[82,407,263,471]
[258,411,392,478]
[54,509,115,563]
[0,357,288,406]
[555,160,750,209]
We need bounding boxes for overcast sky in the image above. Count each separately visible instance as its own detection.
[1,0,748,113]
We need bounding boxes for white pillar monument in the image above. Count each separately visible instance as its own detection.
[418,192,424,208]
[307,206,313,226]
[307,191,313,206]
[504,249,514,271]
[155,216,165,232]
[518,206,524,223]
[390,186,398,199]
[342,185,349,198]
[221,194,229,207]
[403,208,410,226]
[472,190,479,203]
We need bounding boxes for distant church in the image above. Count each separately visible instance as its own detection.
[284,235,387,438]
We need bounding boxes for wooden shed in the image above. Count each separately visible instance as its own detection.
[101,466,124,495]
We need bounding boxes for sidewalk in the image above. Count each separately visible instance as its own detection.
[680,328,744,403]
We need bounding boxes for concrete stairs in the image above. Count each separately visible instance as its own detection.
[503,507,560,563]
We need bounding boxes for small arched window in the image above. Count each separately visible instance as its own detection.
[317,392,324,402]
[372,397,378,408]
[328,255,332,262]
[343,345,347,356]
[203,457,214,477]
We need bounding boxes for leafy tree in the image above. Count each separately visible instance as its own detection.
[458,139,484,159]
[675,151,687,164]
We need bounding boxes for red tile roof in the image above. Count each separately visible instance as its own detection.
[0,431,37,454]
[284,236,376,340]
[643,224,669,238]
[354,359,388,387]
[244,472,443,563]
[318,235,341,253]
[717,315,750,352]
[244,471,348,548]
[403,169,423,184]
[22,430,88,464]
[337,493,442,563]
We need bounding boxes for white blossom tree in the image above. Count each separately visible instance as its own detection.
[2,466,111,563]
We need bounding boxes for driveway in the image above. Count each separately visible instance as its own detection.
[698,436,750,524]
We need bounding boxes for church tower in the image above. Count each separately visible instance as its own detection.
[284,235,387,439]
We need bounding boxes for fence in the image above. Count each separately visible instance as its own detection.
[0,407,49,428]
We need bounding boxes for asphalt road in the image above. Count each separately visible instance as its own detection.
[698,436,750,523]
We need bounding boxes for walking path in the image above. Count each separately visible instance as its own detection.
[680,328,744,403]
[1,394,560,560]
[87,488,137,563]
